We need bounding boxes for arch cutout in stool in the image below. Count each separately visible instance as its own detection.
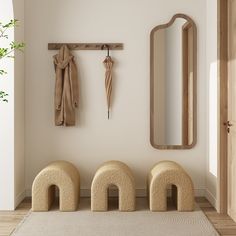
[32,160,80,212]
[148,161,194,211]
[91,161,135,212]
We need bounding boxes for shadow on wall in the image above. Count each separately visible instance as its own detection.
[13,0,25,208]
[208,62,217,178]
[206,60,218,208]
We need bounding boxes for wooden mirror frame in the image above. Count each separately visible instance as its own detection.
[150,14,197,150]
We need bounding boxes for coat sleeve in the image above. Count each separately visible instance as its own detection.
[54,56,63,110]
[70,58,79,108]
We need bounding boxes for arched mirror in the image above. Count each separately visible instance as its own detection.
[150,14,197,149]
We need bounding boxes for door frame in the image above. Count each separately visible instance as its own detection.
[218,0,228,214]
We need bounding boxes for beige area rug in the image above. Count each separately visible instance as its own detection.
[12,198,219,236]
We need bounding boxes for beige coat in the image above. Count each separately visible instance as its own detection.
[53,45,79,126]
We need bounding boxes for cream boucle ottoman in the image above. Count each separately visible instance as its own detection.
[148,161,194,212]
[91,161,135,212]
[32,161,80,212]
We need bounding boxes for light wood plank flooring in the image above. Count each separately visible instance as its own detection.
[0,198,31,236]
[0,197,236,236]
[197,197,236,236]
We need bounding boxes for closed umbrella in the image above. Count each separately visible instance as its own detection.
[102,45,114,119]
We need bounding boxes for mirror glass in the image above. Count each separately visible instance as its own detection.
[150,15,196,149]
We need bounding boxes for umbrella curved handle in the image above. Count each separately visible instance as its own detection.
[101,44,110,57]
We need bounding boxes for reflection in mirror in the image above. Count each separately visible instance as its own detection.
[150,14,196,149]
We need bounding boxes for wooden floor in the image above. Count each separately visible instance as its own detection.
[197,197,236,236]
[0,197,236,236]
[0,198,31,236]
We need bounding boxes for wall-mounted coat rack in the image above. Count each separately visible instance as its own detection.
[48,43,123,50]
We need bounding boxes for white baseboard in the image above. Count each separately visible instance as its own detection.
[205,189,216,208]
[15,190,26,208]
[25,188,205,198]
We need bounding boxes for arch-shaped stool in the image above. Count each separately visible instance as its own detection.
[148,161,194,211]
[32,161,80,212]
[91,161,135,211]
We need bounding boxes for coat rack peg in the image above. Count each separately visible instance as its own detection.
[101,44,110,57]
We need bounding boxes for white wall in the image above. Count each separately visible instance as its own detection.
[206,0,218,208]
[25,0,207,196]
[0,0,25,210]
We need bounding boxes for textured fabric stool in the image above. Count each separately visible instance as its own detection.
[91,161,135,211]
[148,161,194,212]
[32,160,80,212]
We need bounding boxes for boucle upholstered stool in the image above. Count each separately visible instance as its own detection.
[91,161,135,212]
[148,161,194,212]
[32,161,80,212]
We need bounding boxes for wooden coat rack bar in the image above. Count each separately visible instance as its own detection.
[48,43,123,50]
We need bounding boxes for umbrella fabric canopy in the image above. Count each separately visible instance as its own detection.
[103,56,114,119]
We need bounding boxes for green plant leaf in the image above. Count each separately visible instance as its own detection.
[0,19,25,103]
[0,70,7,75]
[0,48,8,58]
[0,91,9,102]
[3,19,19,28]
[10,41,25,50]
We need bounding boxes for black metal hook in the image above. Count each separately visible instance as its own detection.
[101,44,110,57]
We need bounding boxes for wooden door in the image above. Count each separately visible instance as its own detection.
[227,0,236,221]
